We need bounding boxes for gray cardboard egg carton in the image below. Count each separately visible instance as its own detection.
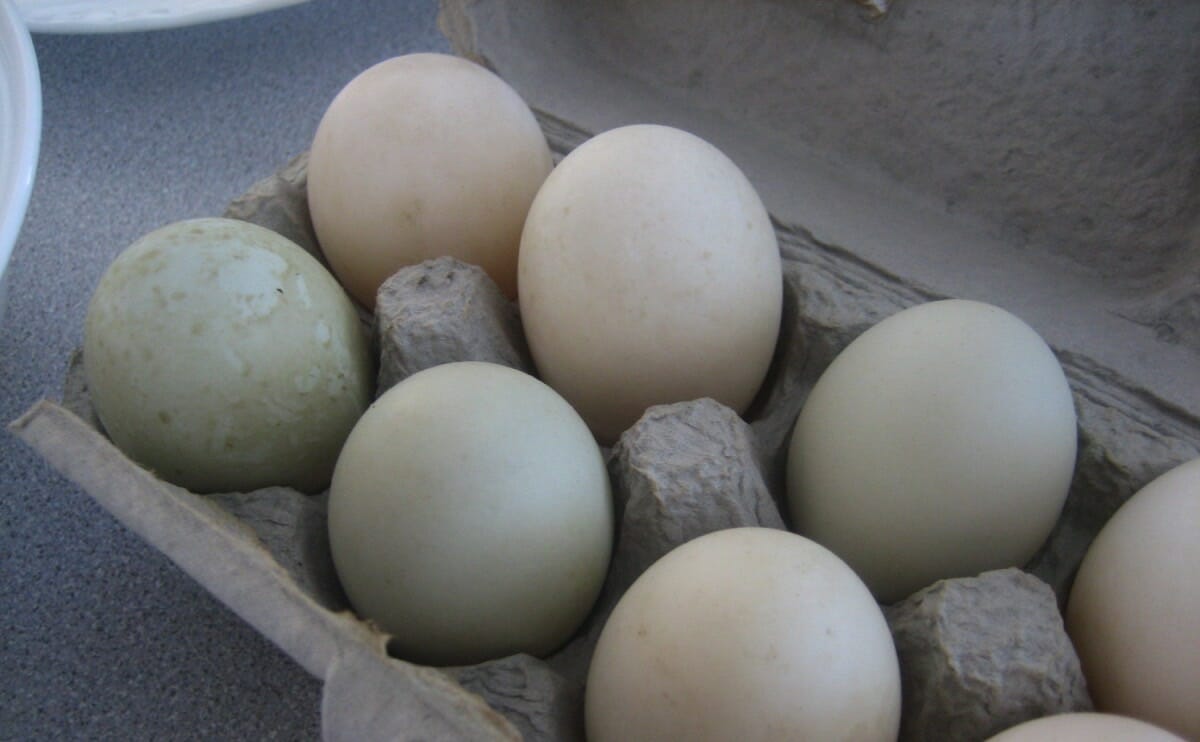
[10,1,1200,739]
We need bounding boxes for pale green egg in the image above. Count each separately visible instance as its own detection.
[84,217,372,493]
[328,362,613,666]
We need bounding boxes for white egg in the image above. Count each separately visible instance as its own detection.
[585,528,901,742]
[518,124,783,445]
[308,52,553,308]
[1066,457,1200,741]
[83,218,372,494]
[984,712,1187,741]
[786,299,1077,603]
[327,362,613,666]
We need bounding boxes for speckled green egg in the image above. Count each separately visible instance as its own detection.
[84,217,373,493]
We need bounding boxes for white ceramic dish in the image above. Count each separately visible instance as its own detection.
[13,0,309,34]
[0,0,40,322]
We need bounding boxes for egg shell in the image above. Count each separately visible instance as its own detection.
[307,53,553,308]
[518,123,783,445]
[585,527,901,742]
[786,299,1077,603]
[984,712,1187,741]
[327,361,613,667]
[83,218,372,494]
[1066,457,1200,740]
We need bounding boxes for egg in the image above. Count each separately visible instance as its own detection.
[585,527,901,742]
[307,53,553,308]
[984,712,1187,741]
[1066,457,1200,740]
[786,299,1077,603]
[326,362,613,666]
[83,218,372,494]
[518,124,783,444]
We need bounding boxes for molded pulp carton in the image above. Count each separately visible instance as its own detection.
[11,1,1199,738]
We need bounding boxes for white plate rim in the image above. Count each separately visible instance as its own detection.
[13,0,310,34]
[0,0,41,314]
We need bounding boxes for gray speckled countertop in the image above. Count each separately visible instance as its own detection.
[1,2,449,737]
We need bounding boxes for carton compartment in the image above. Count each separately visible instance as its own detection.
[439,0,1200,417]
[12,136,1199,736]
[11,2,1200,736]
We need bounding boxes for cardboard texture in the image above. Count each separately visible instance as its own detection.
[9,397,518,741]
[10,1,1200,738]
[439,0,1200,419]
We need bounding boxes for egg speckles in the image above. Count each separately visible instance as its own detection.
[84,218,372,494]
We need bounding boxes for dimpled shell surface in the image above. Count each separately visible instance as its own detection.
[307,53,553,308]
[787,299,1077,603]
[1067,458,1200,741]
[585,528,901,742]
[327,362,613,666]
[518,124,783,444]
[83,218,372,494]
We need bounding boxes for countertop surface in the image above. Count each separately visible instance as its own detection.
[1,2,449,737]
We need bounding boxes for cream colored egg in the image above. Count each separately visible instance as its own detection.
[83,218,372,494]
[1067,457,1200,741]
[585,528,901,742]
[787,299,1077,603]
[308,53,553,308]
[984,712,1187,741]
[327,362,613,666]
[518,124,782,444]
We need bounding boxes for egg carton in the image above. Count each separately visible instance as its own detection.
[10,0,1200,739]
